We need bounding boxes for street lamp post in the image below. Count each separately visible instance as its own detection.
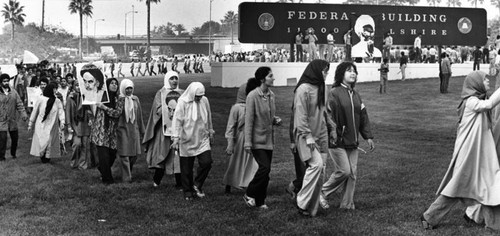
[124,10,138,57]
[94,19,105,39]
[132,5,135,39]
[209,0,213,63]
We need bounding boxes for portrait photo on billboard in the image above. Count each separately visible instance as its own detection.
[76,63,109,105]
[351,14,382,60]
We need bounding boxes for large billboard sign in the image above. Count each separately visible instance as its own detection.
[238,2,487,47]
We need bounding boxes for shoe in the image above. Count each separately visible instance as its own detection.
[463,213,473,224]
[185,196,193,201]
[11,156,16,159]
[421,214,434,230]
[174,184,183,191]
[319,194,330,209]
[298,208,311,216]
[153,182,159,188]
[243,194,256,207]
[0,157,5,161]
[285,182,296,200]
[193,185,205,198]
[258,204,269,210]
[225,185,231,194]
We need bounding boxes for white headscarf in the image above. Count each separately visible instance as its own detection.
[354,15,375,39]
[120,79,136,123]
[164,71,180,90]
[178,82,207,122]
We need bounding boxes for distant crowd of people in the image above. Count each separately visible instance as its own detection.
[103,55,206,78]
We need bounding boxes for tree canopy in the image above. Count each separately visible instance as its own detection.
[2,0,26,40]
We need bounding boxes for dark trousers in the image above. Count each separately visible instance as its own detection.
[0,130,18,159]
[246,149,273,206]
[96,146,117,183]
[461,55,467,63]
[345,45,352,61]
[296,45,303,62]
[440,73,451,93]
[153,168,181,186]
[180,150,212,197]
[149,66,157,76]
[473,61,480,71]
[292,150,306,194]
[130,69,135,77]
[415,48,422,63]
[430,55,436,64]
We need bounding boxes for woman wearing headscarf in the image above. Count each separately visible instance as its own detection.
[143,71,183,188]
[243,67,282,210]
[94,78,120,184]
[320,61,375,210]
[29,82,66,163]
[422,71,500,230]
[222,81,258,194]
[171,82,214,200]
[104,79,145,183]
[66,80,92,169]
[293,59,336,216]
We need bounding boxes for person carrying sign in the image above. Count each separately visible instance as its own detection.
[143,71,184,188]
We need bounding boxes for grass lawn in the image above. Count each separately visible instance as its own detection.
[0,71,499,235]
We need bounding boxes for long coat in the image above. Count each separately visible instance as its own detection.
[143,89,180,174]
[437,96,500,206]
[108,96,145,156]
[223,103,257,188]
[29,97,65,157]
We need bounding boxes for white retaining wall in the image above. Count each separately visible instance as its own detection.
[211,62,491,88]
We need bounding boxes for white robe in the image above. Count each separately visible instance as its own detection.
[29,97,65,157]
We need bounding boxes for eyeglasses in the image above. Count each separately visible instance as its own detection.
[169,77,178,81]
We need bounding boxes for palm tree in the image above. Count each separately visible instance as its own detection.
[138,0,161,58]
[427,0,441,6]
[469,0,484,7]
[447,0,461,6]
[42,0,45,30]
[174,24,186,36]
[222,11,238,44]
[1,0,26,41]
[493,0,500,16]
[69,0,93,59]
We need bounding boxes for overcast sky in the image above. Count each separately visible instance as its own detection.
[0,0,498,36]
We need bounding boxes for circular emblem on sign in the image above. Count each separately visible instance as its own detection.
[457,17,472,34]
[258,13,275,31]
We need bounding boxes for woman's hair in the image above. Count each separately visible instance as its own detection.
[42,82,58,122]
[254,66,271,84]
[333,62,358,88]
[246,77,261,95]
